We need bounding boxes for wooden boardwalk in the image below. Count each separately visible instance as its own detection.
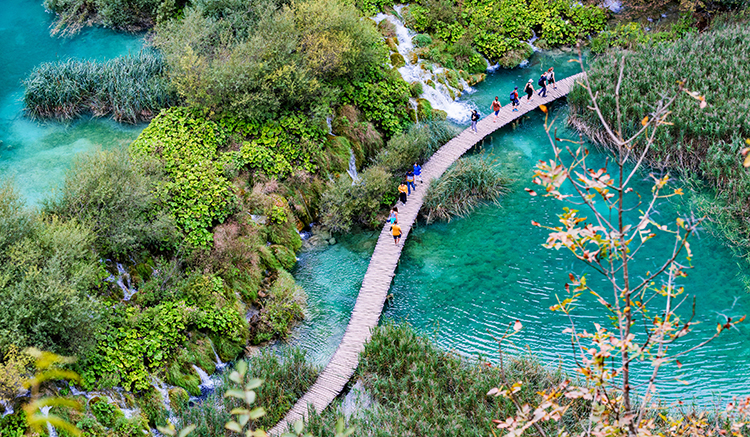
[269,73,584,435]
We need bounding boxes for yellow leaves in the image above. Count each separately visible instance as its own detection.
[525,188,537,196]
[641,116,649,127]
[539,104,548,114]
[743,140,750,167]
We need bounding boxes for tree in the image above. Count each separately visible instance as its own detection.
[487,53,749,436]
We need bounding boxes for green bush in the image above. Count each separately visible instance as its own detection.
[319,166,396,232]
[44,148,179,258]
[90,398,123,428]
[130,107,236,248]
[423,155,510,223]
[413,33,433,47]
[23,51,177,123]
[0,215,104,357]
[375,120,458,174]
[250,270,306,344]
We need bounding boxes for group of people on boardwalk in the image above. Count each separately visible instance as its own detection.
[469,67,557,133]
[391,162,422,245]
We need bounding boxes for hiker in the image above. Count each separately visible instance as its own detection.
[413,162,423,184]
[406,170,416,194]
[509,87,520,112]
[398,180,408,204]
[470,110,480,132]
[491,96,501,122]
[547,67,556,90]
[537,73,547,98]
[391,222,402,245]
[389,207,399,224]
[524,79,534,102]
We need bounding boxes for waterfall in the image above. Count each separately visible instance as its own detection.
[1,401,13,418]
[192,365,220,393]
[373,7,477,123]
[40,406,58,437]
[346,149,359,183]
[326,116,334,135]
[528,31,541,53]
[209,340,228,371]
[105,262,137,301]
[151,377,173,414]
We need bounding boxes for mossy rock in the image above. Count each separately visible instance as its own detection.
[432,109,448,120]
[390,52,406,68]
[266,220,302,252]
[165,362,201,397]
[210,333,244,362]
[458,69,469,81]
[259,245,282,271]
[447,87,455,100]
[386,37,398,51]
[416,98,434,121]
[324,136,352,173]
[168,387,189,413]
[407,106,417,123]
[271,244,297,270]
[467,73,486,86]
[497,45,533,69]
[135,389,168,428]
[409,51,419,64]
[377,19,396,38]
[535,38,550,50]
[445,70,460,89]
[425,79,434,88]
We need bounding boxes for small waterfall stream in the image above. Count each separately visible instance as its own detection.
[40,406,58,437]
[346,150,359,183]
[373,7,477,123]
[105,262,138,301]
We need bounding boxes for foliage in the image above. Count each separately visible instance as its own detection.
[23,51,177,123]
[423,155,510,223]
[90,398,122,428]
[44,0,161,34]
[569,19,750,253]
[340,67,412,138]
[318,166,395,233]
[589,15,697,54]
[401,0,606,68]
[305,322,581,436]
[490,55,749,437]
[172,348,319,436]
[375,120,458,174]
[44,148,179,258]
[0,345,33,402]
[250,270,306,344]
[0,214,104,357]
[131,107,236,248]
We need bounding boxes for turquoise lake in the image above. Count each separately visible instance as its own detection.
[289,51,750,404]
[0,0,144,205]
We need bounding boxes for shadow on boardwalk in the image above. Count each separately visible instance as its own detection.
[269,72,585,436]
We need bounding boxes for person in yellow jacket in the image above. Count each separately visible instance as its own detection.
[398,180,408,204]
[391,223,402,245]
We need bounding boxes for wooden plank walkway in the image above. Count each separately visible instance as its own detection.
[268,72,584,436]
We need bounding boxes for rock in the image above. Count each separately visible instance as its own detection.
[386,37,398,51]
[250,214,267,225]
[329,237,337,245]
[390,52,406,68]
[317,230,332,241]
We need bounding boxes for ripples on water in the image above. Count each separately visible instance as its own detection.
[291,52,750,405]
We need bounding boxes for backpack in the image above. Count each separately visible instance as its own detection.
[538,76,546,87]
[509,91,516,100]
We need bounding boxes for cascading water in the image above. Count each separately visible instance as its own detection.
[326,116,334,135]
[373,7,477,123]
[105,262,138,301]
[209,339,228,371]
[346,150,359,183]
[40,406,58,437]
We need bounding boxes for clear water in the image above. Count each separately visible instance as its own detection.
[289,51,750,404]
[0,0,145,205]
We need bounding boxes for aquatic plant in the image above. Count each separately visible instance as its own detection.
[304,322,584,436]
[422,155,510,223]
[488,53,749,436]
[568,18,750,257]
[22,51,176,123]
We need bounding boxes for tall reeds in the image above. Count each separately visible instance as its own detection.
[423,155,510,223]
[23,51,177,123]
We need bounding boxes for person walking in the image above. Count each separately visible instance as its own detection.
[406,170,416,194]
[470,110,480,132]
[389,207,398,224]
[523,79,534,102]
[547,67,556,90]
[509,87,520,112]
[413,162,423,184]
[537,73,547,98]
[398,180,408,204]
[491,97,501,122]
[391,222,402,245]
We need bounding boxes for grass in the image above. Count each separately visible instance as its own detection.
[568,15,750,256]
[303,322,587,437]
[23,51,177,123]
[173,348,319,436]
[422,155,510,223]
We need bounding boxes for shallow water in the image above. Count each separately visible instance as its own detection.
[289,51,750,404]
[0,0,144,204]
